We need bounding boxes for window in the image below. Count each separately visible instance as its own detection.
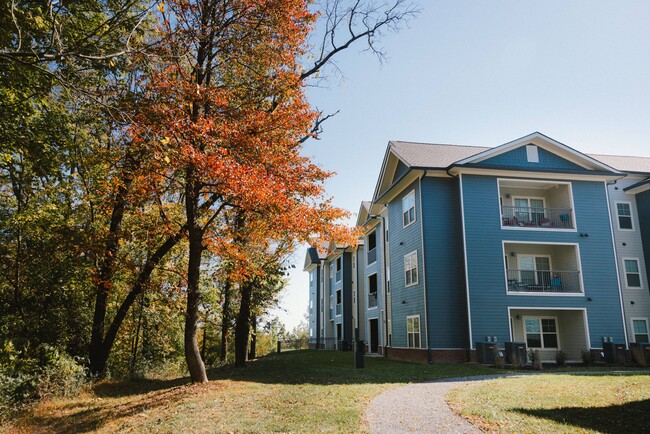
[624,259,642,288]
[402,190,416,227]
[526,145,539,163]
[367,231,377,264]
[335,290,342,316]
[368,274,378,308]
[617,203,633,230]
[310,272,313,282]
[518,255,552,287]
[514,197,546,225]
[404,251,418,286]
[524,317,558,349]
[632,319,649,343]
[407,315,421,348]
[336,256,342,282]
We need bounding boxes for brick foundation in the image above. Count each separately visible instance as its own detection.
[384,347,471,364]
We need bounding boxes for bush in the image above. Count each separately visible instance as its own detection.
[555,350,567,367]
[581,349,594,366]
[0,342,88,420]
[631,346,647,368]
[528,349,543,370]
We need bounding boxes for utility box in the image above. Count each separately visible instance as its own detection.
[476,342,498,364]
[603,342,628,364]
[505,341,527,365]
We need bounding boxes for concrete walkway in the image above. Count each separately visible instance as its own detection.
[366,371,650,434]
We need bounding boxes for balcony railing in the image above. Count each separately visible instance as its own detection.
[368,291,378,308]
[336,270,342,282]
[336,303,342,316]
[367,248,377,264]
[501,206,573,229]
[506,269,581,293]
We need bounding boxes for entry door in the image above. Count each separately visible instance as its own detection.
[369,319,379,353]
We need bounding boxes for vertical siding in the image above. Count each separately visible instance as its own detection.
[463,175,625,349]
[420,176,468,348]
[387,180,426,348]
[637,189,650,291]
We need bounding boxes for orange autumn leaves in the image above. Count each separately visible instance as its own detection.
[128,0,354,280]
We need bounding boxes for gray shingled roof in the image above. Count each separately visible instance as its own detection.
[390,141,487,168]
[587,154,650,174]
[389,140,650,174]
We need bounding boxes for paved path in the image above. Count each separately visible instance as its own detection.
[366,371,650,434]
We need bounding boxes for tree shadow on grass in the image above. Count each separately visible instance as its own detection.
[513,399,650,433]
[25,380,222,433]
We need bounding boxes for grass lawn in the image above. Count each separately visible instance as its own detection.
[447,373,650,433]
[4,350,494,433]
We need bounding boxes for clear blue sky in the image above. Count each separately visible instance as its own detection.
[273,0,650,330]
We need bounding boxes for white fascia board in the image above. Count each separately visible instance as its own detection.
[373,170,423,205]
[454,132,624,174]
[448,166,624,182]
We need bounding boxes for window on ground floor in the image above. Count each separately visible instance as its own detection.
[632,319,649,343]
[524,317,558,349]
[407,315,421,348]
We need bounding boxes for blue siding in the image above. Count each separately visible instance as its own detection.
[387,180,426,348]
[636,189,650,290]
[394,160,410,181]
[365,224,383,321]
[475,146,589,172]
[420,177,468,348]
[462,175,625,347]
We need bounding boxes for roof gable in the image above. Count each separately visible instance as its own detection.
[454,132,622,175]
[474,145,589,172]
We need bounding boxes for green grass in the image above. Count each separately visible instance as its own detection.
[3,350,494,433]
[447,374,650,433]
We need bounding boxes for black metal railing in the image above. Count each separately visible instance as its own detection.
[336,303,342,315]
[368,291,378,308]
[367,248,377,264]
[501,206,573,229]
[506,269,581,293]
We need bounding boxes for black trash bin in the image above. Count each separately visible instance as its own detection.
[355,340,365,369]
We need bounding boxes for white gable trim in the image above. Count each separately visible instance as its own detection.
[454,132,623,174]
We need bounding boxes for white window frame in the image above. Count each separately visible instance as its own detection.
[516,254,553,285]
[404,250,418,287]
[366,230,377,265]
[523,316,560,349]
[402,190,416,228]
[367,273,378,310]
[616,202,634,231]
[336,255,342,282]
[513,196,547,223]
[623,257,643,289]
[631,318,649,343]
[406,315,421,348]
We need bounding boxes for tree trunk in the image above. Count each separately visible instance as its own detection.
[234,281,253,367]
[220,279,231,363]
[248,314,256,360]
[184,163,208,383]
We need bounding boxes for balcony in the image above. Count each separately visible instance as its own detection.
[336,303,342,316]
[367,248,377,264]
[368,291,378,308]
[499,179,574,230]
[501,206,574,229]
[504,242,583,294]
[507,269,581,293]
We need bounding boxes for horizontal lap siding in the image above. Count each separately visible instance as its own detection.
[462,175,625,348]
[476,146,589,172]
[421,177,468,348]
[388,180,426,348]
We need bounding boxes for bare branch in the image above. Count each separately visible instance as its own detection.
[298,110,340,144]
[301,0,420,81]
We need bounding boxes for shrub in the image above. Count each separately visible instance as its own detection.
[528,349,543,370]
[555,350,567,367]
[631,346,647,368]
[581,349,594,366]
[0,342,88,420]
